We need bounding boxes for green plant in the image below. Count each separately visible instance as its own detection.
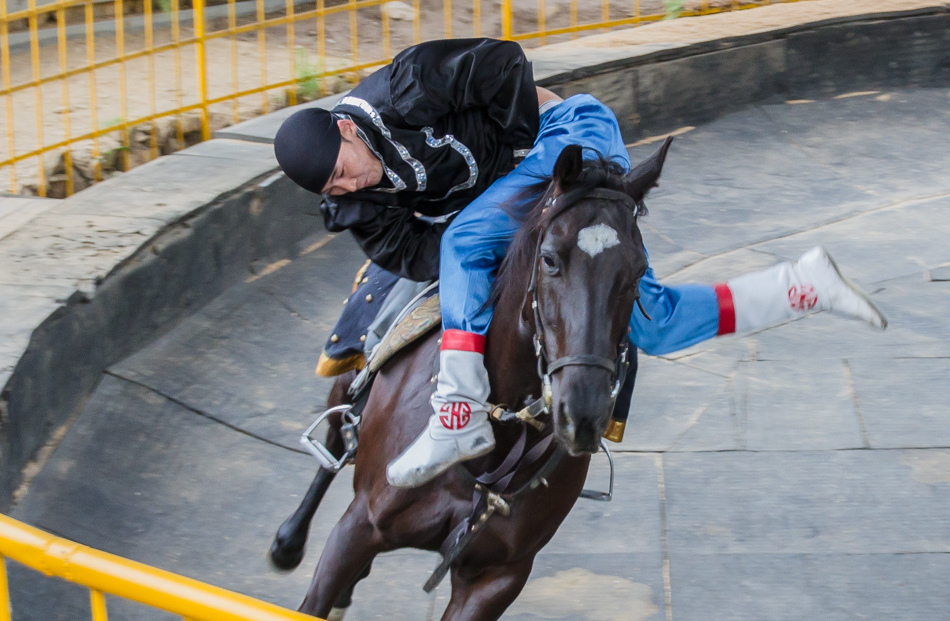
[102,116,125,129]
[294,47,325,101]
[155,0,172,13]
[663,0,684,19]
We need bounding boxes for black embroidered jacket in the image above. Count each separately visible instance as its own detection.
[320,38,540,281]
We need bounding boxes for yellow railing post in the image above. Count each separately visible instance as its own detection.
[90,589,109,621]
[28,0,46,196]
[501,0,511,39]
[381,3,390,58]
[286,0,297,106]
[0,556,10,621]
[537,0,545,44]
[317,0,326,95]
[229,0,239,123]
[172,0,185,148]
[144,0,158,160]
[444,0,452,38]
[256,0,267,113]
[85,0,101,182]
[349,0,358,65]
[57,3,73,195]
[570,0,577,38]
[412,0,420,43]
[114,0,129,171]
[472,0,480,37]
[194,0,210,141]
[0,0,16,193]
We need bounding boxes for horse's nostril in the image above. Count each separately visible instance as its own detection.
[574,416,600,449]
[557,402,575,438]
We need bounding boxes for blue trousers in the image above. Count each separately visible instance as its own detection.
[438,95,720,356]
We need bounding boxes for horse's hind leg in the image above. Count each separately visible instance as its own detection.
[440,558,535,621]
[299,498,382,619]
[270,374,354,570]
[324,561,372,621]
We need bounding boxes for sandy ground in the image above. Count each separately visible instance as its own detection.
[3,0,946,195]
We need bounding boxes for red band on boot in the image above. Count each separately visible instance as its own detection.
[441,330,486,354]
[714,283,736,336]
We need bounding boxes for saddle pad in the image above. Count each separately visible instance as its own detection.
[316,262,401,377]
[368,294,441,373]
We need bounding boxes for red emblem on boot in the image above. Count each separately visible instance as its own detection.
[439,402,472,430]
[788,284,818,312]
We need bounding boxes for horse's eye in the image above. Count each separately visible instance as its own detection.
[541,254,559,274]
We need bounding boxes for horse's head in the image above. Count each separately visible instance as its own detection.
[526,139,671,455]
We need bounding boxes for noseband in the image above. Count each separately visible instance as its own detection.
[527,187,645,410]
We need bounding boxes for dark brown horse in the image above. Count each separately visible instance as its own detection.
[272,140,672,620]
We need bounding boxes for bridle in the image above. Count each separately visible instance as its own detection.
[527,186,647,412]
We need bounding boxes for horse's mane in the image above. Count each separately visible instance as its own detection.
[489,153,646,308]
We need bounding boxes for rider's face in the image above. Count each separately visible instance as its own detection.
[322,119,384,196]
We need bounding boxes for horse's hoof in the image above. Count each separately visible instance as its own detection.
[268,538,305,571]
[327,607,348,621]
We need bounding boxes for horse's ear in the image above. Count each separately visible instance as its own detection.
[552,144,584,191]
[622,136,673,203]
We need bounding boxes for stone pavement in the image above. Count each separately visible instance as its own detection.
[9,87,950,620]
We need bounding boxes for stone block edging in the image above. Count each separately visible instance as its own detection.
[0,140,323,509]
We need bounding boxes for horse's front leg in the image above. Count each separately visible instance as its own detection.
[270,374,354,570]
[299,497,383,619]
[441,557,536,621]
[270,466,338,569]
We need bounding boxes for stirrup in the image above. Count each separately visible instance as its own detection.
[579,439,614,502]
[300,404,361,472]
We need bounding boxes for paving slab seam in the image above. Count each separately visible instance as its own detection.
[663,190,950,281]
[842,359,872,450]
[103,370,308,456]
[611,446,950,454]
[666,370,738,452]
[258,287,322,328]
[653,453,675,621]
[755,102,890,197]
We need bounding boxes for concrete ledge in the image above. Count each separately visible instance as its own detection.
[0,140,322,508]
[2,0,949,509]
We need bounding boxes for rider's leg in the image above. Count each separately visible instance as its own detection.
[384,178,523,488]
[387,95,630,488]
[629,250,887,357]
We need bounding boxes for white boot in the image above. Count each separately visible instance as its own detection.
[725,246,887,333]
[386,346,496,488]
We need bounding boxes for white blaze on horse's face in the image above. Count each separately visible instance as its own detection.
[576,223,621,258]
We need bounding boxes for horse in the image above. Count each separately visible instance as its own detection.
[271,139,672,620]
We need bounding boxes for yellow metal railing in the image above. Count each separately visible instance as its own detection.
[0,513,321,621]
[0,0,810,198]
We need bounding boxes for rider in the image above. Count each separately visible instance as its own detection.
[274,38,886,489]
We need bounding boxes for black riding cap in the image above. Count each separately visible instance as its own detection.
[274,107,342,195]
